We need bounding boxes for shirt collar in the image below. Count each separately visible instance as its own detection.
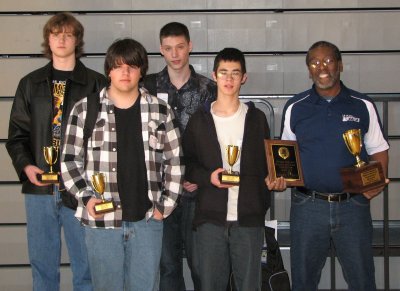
[310,81,351,104]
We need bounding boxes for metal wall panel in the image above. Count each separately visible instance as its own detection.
[0,226,70,265]
[2,12,400,54]
[0,99,12,139]
[0,185,25,224]
[0,266,73,291]
[2,0,400,11]
[0,0,133,11]
[0,144,18,181]
[0,58,48,97]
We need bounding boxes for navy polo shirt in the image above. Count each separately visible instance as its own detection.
[281,83,388,193]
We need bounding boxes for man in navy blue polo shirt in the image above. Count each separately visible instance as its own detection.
[281,41,389,291]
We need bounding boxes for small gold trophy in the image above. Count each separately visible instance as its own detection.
[340,129,385,193]
[39,146,59,183]
[91,173,116,214]
[219,145,240,185]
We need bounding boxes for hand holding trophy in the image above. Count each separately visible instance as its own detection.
[340,129,386,193]
[38,146,59,183]
[219,145,240,185]
[91,173,116,214]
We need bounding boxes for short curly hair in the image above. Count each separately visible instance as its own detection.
[306,41,342,66]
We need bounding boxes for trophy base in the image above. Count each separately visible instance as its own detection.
[219,171,240,186]
[94,200,116,214]
[38,173,59,184]
[340,161,386,193]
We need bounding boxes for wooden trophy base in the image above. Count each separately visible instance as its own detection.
[94,200,116,214]
[340,161,386,193]
[219,171,240,186]
[38,173,59,184]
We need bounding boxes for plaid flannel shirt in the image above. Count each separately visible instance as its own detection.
[61,87,184,228]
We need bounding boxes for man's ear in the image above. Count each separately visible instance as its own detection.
[339,61,343,72]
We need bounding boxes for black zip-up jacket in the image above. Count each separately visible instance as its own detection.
[6,60,107,208]
[182,101,271,228]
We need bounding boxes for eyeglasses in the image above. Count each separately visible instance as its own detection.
[309,57,336,69]
[216,70,242,81]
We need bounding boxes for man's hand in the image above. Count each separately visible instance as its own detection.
[363,178,390,199]
[265,175,287,191]
[183,181,198,192]
[24,165,46,186]
[210,168,233,189]
[86,197,106,219]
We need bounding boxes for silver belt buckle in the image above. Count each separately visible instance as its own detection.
[328,195,335,202]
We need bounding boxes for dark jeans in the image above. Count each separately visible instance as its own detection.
[196,223,264,291]
[290,190,376,291]
[159,196,200,291]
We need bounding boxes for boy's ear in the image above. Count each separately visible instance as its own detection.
[212,71,217,82]
[241,73,248,84]
[188,41,193,53]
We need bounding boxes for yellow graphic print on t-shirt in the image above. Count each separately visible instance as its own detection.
[52,80,66,147]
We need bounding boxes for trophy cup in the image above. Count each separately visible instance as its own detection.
[91,173,116,214]
[38,146,59,183]
[219,145,240,185]
[340,129,386,193]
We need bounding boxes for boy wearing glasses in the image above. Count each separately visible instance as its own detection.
[182,48,282,291]
[6,12,106,290]
[281,41,389,291]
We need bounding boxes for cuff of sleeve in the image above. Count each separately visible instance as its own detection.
[82,196,91,207]
[80,189,96,207]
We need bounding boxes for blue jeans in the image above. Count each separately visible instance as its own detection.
[84,218,163,291]
[196,223,264,291]
[159,197,200,291]
[25,190,91,291]
[290,190,376,291]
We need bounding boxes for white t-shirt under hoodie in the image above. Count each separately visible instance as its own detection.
[211,101,248,221]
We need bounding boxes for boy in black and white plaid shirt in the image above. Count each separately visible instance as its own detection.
[61,38,184,291]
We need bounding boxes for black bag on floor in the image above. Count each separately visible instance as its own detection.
[262,226,291,291]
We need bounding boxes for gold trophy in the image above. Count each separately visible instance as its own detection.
[219,145,240,185]
[91,173,116,214]
[340,129,385,193]
[39,146,59,183]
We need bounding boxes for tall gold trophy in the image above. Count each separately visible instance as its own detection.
[39,146,59,183]
[219,145,240,185]
[340,129,385,193]
[91,173,116,214]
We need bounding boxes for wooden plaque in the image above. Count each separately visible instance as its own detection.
[340,161,386,193]
[264,139,304,187]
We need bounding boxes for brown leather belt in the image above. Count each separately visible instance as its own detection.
[297,187,358,202]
